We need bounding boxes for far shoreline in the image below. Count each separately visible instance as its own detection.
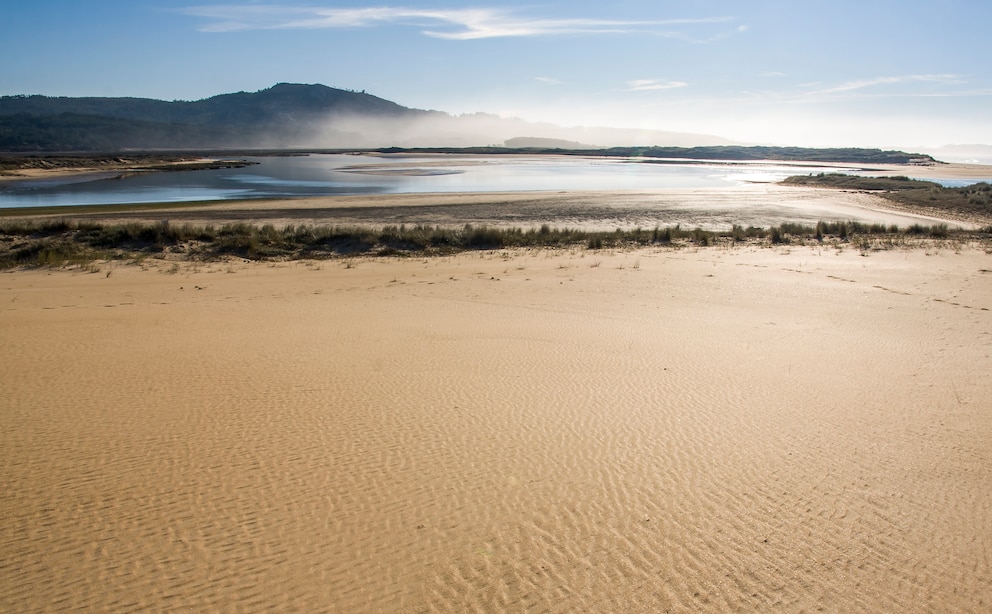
[4,148,992,187]
[0,154,258,187]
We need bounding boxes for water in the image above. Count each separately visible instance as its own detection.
[1,154,986,209]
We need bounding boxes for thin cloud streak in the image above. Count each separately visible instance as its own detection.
[809,74,961,96]
[730,74,978,107]
[182,5,735,40]
[627,79,688,91]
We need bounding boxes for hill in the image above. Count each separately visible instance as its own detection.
[0,83,434,151]
[0,84,940,163]
[1,83,741,152]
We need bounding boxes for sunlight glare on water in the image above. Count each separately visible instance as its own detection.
[1,154,983,209]
[0,155,843,209]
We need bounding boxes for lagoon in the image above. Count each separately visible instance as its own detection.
[0,154,884,209]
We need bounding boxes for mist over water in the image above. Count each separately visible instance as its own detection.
[303,113,735,149]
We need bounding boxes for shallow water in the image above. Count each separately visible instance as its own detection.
[0,154,858,209]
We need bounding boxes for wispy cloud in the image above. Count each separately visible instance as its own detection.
[809,74,962,96]
[731,74,983,109]
[626,79,688,92]
[534,77,564,85]
[182,5,735,40]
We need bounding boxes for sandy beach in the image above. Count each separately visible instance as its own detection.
[832,160,992,181]
[0,156,233,185]
[2,241,991,612]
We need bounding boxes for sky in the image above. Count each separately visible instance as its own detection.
[2,0,991,149]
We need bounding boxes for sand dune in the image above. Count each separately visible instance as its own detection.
[2,244,991,611]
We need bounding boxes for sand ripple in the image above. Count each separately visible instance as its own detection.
[3,247,991,611]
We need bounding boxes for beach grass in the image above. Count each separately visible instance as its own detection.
[2,218,988,269]
[782,174,992,221]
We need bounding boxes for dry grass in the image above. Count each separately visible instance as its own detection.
[2,218,988,269]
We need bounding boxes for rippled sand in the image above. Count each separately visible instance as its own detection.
[3,245,991,612]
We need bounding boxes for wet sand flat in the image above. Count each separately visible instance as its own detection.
[16,184,979,231]
[2,245,991,611]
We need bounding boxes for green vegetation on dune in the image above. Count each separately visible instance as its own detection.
[782,173,992,222]
[781,174,942,190]
[2,218,984,269]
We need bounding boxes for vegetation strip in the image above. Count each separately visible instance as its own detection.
[3,218,988,269]
[781,174,992,222]
[373,146,936,165]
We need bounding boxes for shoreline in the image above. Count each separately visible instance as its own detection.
[3,152,992,186]
[2,184,985,229]
[0,155,257,186]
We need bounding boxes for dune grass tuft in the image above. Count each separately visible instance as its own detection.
[0,218,987,268]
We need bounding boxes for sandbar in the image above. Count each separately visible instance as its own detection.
[6,184,983,231]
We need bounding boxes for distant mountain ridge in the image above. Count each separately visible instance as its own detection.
[0,83,938,163]
[0,83,438,151]
[0,83,422,125]
[0,83,737,152]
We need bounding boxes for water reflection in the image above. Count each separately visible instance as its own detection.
[1,154,984,209]
[0,154,832,209]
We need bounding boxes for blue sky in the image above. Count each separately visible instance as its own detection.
[2,0,990,148]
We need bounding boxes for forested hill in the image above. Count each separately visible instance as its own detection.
[0,83,939,164]
[0,83,434,151]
